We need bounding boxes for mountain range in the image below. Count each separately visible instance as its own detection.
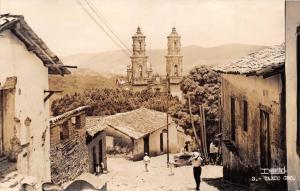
[49,43,268,99]
[61,44,267,76]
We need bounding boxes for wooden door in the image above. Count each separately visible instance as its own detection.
[260,110,271,168]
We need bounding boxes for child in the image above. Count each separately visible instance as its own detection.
[143,153,150,172]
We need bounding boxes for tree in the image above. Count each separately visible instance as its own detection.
[51,89,180,117]
[170,65,221,143]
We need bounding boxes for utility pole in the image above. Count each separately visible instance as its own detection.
[166,74,170,167]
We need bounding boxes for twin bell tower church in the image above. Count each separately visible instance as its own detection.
[117,27,183,98]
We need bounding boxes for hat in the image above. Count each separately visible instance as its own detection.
[192,152,200,157]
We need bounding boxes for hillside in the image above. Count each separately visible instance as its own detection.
[49,72,117,100]
[61,44,267,76]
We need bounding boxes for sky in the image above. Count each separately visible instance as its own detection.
[1,0,284,56]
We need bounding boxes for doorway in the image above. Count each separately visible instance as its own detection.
[144,135,149,155]
[160,133,163,152]
[98,140,103,166]
[260,110,271,168]
[92,147,96,172]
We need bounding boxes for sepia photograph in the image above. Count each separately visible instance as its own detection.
[0,0,299,190]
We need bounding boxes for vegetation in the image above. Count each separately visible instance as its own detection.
[49,74,117,97]
[170,66,221,143]
[51,88,180,116]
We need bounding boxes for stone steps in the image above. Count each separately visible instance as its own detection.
[0,156,17,179]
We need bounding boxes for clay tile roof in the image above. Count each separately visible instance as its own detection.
[86,107,175,139]
[212,44,285,77]
[0,14,70,75]
[49,106,90,126]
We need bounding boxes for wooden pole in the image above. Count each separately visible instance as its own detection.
[199,105,208,161]
[188,95,202,155]
[166,74,170,167]
[201,106,209,160]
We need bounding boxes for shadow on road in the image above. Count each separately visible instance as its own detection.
[202,178,249,191]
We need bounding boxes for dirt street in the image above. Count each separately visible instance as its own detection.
[76,154,223,191]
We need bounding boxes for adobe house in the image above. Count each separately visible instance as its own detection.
[286,1,300,190]
[0,14,70,185]
[50,106,107,183]
[86,107,186,161]
[86,128,107,174]
[49,106,90,185]
[213,44,286,190]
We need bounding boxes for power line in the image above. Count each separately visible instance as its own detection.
[84,0,132,54]
[75,0,131,57]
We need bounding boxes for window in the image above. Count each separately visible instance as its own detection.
[243,100,248,132]
[61,121,69,140]
[139,65,143,78]
[174,64,178,76]
[75,116,81,129]
[230,97,236,141]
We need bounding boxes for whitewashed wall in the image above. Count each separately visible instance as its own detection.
[0,30,51,182]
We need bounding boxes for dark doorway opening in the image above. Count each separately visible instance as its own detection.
[99,140,103,166]
[144,135,149,155]
[92,147,96,172]
[260,110,271,168]
[160,133,164,152]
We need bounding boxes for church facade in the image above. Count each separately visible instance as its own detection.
[117,27,183,98]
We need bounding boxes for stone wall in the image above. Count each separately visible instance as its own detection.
[50,133,89,185]
[221,74,286,189]
[285,2,300,190]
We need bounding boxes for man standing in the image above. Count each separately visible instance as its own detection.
[143,153,150,172]
[190,152,202,191]
[209,141,218,164]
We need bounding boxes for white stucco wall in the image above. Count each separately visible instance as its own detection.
[0,30,51,182]
[286,2,300,190]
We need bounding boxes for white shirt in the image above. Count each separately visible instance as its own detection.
[144,156,150,164]
[191,154,202,167]
[210,143,218,153]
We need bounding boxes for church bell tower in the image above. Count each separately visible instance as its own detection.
[130,27,149,85]
[165,27,183,83]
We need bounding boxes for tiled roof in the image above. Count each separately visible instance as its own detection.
[212,44,285,77]
[49,106,90,126]
[86,107,177,139]
[0,14,70,75]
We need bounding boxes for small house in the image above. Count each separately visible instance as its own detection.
[49,106,90,185]
[0,14,70,184]
[49,106,107,183]
[213,44,286,190]
[50,106,106,184]
[86,107,186,161]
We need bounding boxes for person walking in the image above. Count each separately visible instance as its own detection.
[209,141,218,164]
[143,153,150,172]
[190,152,203,191]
